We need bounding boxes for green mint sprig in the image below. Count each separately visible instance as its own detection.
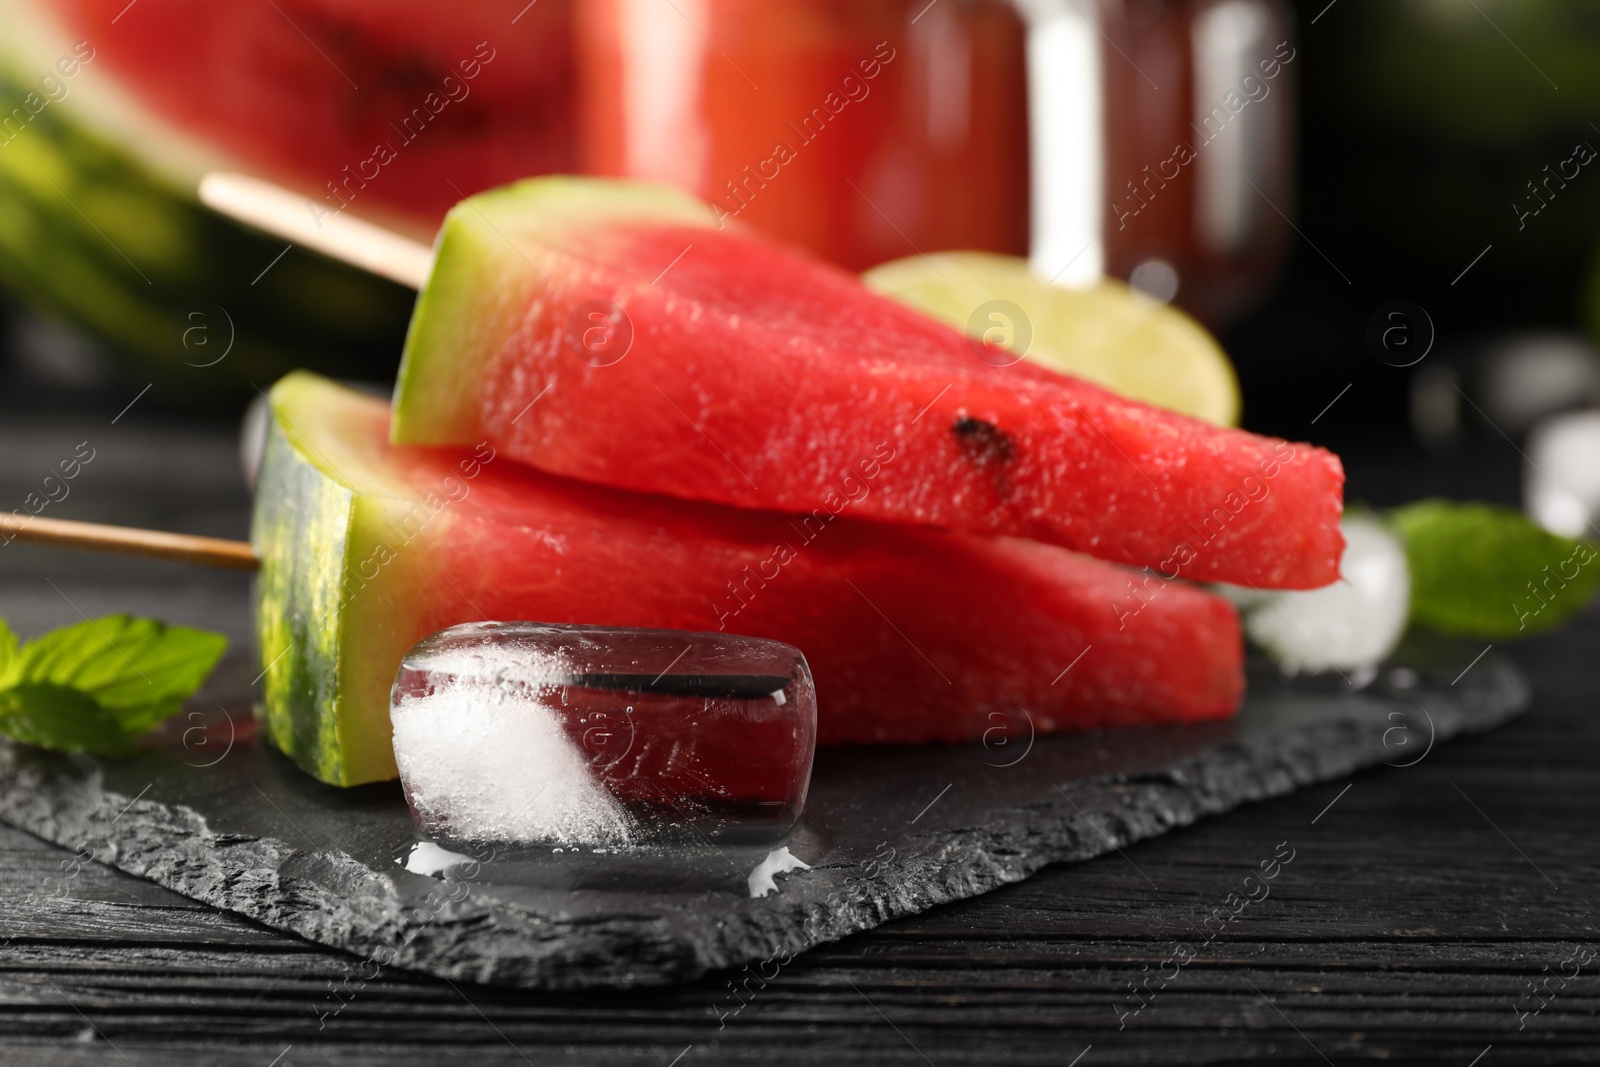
[0,615,227,756]
[1390,499,1600,640]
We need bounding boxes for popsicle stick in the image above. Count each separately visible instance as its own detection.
[0,514,259,571]
[198,172,430,290]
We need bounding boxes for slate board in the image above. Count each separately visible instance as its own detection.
[0,648,1528,992]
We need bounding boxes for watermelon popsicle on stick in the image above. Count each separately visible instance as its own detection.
[201,174,1345,590]
[252,373,1243,787]
[0,372,1243,793]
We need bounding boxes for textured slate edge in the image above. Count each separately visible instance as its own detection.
[0,658,1528,991]
[697,658,1531,980]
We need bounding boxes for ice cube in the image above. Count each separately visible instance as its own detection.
[390,622,816,846]
[1525,410,1600,539]
[1238,515,1410,677]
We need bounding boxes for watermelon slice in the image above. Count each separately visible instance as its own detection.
[257,372,1243,787]
[41,0,574,230]
[391,179,1345,589]
[0,0,571,394]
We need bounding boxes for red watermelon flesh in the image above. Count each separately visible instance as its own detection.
[48,0,574,231]
[261,373,1244,785]
[393,179,1345,589]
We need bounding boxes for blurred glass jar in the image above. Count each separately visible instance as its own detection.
[575,0,1296,326]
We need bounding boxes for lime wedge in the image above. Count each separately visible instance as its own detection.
[863,252,1241,426]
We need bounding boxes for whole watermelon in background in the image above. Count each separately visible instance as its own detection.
[0,0,575,399]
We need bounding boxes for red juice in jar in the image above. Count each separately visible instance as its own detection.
[576,0,1029,272]
[576,0,1295,326]
[1096,0,1297,324]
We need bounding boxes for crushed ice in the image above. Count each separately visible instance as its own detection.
[747,846,812,898]
[1234,515,1411,676]
[398,841,476,877]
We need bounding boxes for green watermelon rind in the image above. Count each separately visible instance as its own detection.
[251,373,360,784]
[0,62,414,396]
[391,176,715,444]
[254,371,495,787]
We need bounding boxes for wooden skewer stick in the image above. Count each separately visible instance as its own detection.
[0,514,259,572]
[198,171,431,290]
[12,170,426,574]
[4,173,417,573]
[32,169,437,573]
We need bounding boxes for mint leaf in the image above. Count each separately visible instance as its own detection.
[0,684,135,757]
[8,615,227,733]
[0,619,16,680]
[0,615,227,755]
[1390,499,1600,639]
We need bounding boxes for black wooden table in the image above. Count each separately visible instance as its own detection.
[0,380,1596,1065]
